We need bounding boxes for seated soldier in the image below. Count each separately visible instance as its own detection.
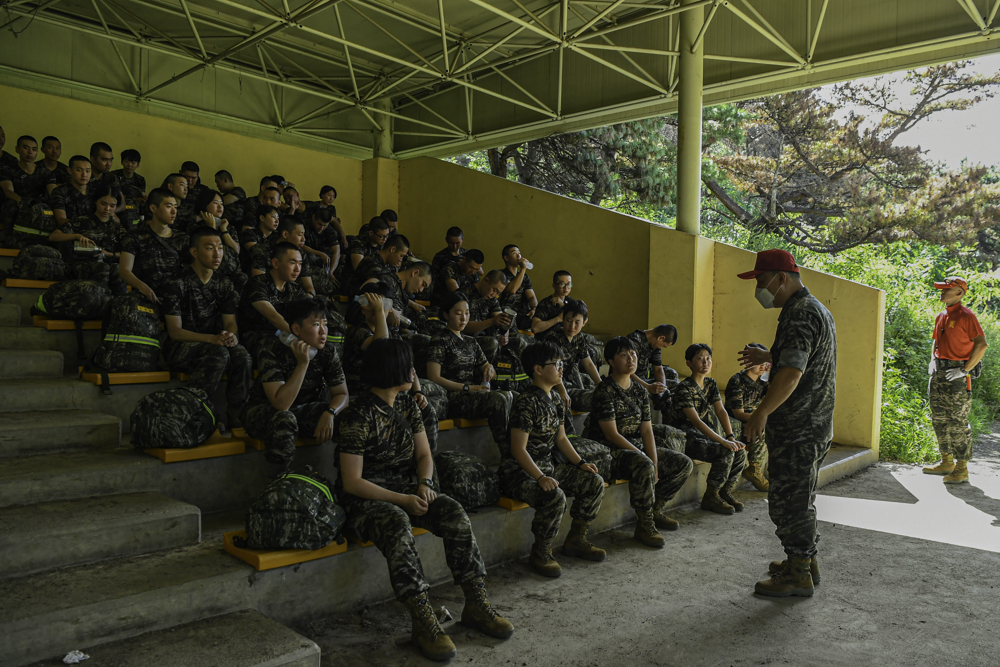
[348,232,410,297]
[237,242,307,362]
[180,161,208,203]
[240,203,279,256]
[459,270,525,364]
[587,336,693,543]
[304,185,346,249]
[343,285,445,453]
[0,126,15,169]
[86,142,118,199]
[240,179,281,230]
[302,207,340,295]
[541,300,601,419]
[531,270,573,335]
[0,136,50,214]
[724,342,770,492]
[667,343,748,515]
[51,156,92,228]
[500,244,537,331]
[343,216,389,292]
[500,341,607,578]
[626,324,681,410]
[162,173,194,231]
[243,298,349,469]
[214,170,246,206]
[427,291,512,446]
[357,209,398,238]
[431,226,466,278]
[113,149,146,199]
[194,188,245,293]
[338,338,512,662]
[250,216,316,295]
[433,248,483,309]
[358,260,436,370]
[38,136,68,196]
[49,181,127,293]
[162,226,253,432]
[119,187,189,305]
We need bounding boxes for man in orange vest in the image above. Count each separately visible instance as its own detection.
[923,276,988,484]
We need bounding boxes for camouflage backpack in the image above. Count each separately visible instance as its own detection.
[10,201,58,249]
[6,244,66,281]
[566,437,614,480]
[35,279,111,320]
[435,450,500,510]
[236,470,347,550]
[493,346,530,393]
[118,199,143,229]
[130,386,216,449]
[90,293,164,374]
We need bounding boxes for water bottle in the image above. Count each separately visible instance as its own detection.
[358,294,392,310]
[503,307,517,330]
[523,260,533,270]
[398,314,413,327]
[276,330,317,359]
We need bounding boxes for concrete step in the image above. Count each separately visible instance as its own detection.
[26,610,321,667]
[0,326,101,368]
[0,302,19,326]
[0,409,121,457]
[0,283,44,325]
[0,492,201,579]
[0,349,63,380]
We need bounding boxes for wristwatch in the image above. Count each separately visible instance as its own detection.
[419,477,436,490]
[325,406,337,416]
[576,457,590,469]
[463,384,470,392]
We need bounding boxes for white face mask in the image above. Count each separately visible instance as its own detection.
[755,274,779,309]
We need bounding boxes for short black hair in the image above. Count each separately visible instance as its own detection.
[320,185,337,197]
[442,290,469,313]
[283,185,298,195]
[604,336,637,363]
[523,342,564,378]
[312,207,334,224]
[362,338,413,389]
[273,241,302,261]
[380,209,398,223]
[41,136,60,147]
[195,188,222,213]
[563,299,588,320]
[163,173,186,188]
[484,269,508,285]
[180,161,199,173]
[278,216,305,235]
[215,169,233,181]
[465,249,485,264]
[446,226,463,238]
[67,155,90,169]
[684,343,713,361]
[89,141,112,156]
[404,260,432,278]
[256,205,278,223]
[359,280,391,297]
[501,244,519,260]
[147,187,175,209]
[270,175,286,187]
[553,270,571,283]
[121,149,141,162]
[16,135,36,146]
[262,186,281,198]
[189,225,222,249]
[368,217,389,232]
[89,181,115,203]
[651,324,678,345]
[282,298,328,329]
[387,234,409,252]
[259,176,277,188]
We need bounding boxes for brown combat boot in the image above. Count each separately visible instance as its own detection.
[460,578,514,639]
[944,459,969,484]
[652,499,679,531]
[701,486,735,515]
[755,557,815,597]
[529,536,562,578]
[769,556,821,585]
[742,462,769,491]
[923,453,955,475]
[561,519,607,561]
[720,481,744,512]
[633,509,665,548]
[402,592,457,661]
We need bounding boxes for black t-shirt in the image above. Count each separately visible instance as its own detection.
[161,267,238,335]
[237,271,307,334]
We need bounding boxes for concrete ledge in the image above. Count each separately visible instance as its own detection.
[0,327,102,367]
[819,445,878,487]
[0,410,121,458]
[0,349,63,380]
[0,303,19,326]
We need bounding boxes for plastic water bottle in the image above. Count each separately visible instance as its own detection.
[523,260,534,270]
[358,294,392,310]
[276,330,317,359]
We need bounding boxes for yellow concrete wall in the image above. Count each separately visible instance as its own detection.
[0,84,363,230]
[362,158,399,226]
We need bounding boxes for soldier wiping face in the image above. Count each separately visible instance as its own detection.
[561,311,587,339]
[446,298,471,333]
[271,246,302,283]
[191,232,224,271]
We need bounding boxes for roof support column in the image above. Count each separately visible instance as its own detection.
[372,98,393,158]
[676,0,705,235]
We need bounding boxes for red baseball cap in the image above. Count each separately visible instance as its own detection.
[737,249,800,280]
[933,276,968,292]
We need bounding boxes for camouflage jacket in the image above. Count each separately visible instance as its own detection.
[667,376,723,434]
[724,371,768,418]
[351,253,395,295]
[587,376,652,443]
[343,324,400,386]
[120,225,189,294]
[237,271,307,334]
[250,238,311,277]
[249,334,346,408]
[427,330,487,385]
[540,328,590,390]
[533,294,566,325]
[506,385,564,464]
[161,266,238,335]
[500,267,533,315]
[460,282,502,334]
[50,184,91,220]
[432,247,464,277]
[111,169,146,195]
[1,162,55,201]
[65,213,125,254]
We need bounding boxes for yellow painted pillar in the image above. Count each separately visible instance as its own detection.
[676,0,705,236]
[362,158,399,224]
[372,99,393,159]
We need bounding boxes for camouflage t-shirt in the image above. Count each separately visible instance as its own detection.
[587,376,651,443]
[250,238,311,277]
[506,384,564,464]
[460,282,501,333]
[342,324,402,388]
[427,330,487,384]
[1,162,55,201]
[432,247,464,277]
[533,294,565,324]
[111,169,146,195]
[724,371,768,417]
[239,226,271,249]
[120,226,190,294]
[85,173,122,208]
[0,150,17,170]
[626,329,662,380]
[347,236,380,263]
[769,287,837,443]
[37,161,69,189]
[303,224,339,270]
[65,213,125,254]
[173,196,198,233]
[250,335,346,407]
[161,266,238,335]
[439,261,479,295]
[540,328,590,390]
[336,392,425,493]
[50,184,92,221]
[351,253,394,295]
[237,271,307,334]
[501,267,533,315]
[667,376,723,435]
[240,196,263,229]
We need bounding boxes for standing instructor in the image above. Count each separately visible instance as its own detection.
[737,250,837,598]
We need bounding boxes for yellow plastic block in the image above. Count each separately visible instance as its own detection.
[570,410,589,416]
[415,300,430,307]
[33,316,102,331]
[496,497,530,511]
[3,278,55,289]
[173,372,227,382]
[232,427,320,451]
[223,530,348,571]
[518,329,534,337]
[79,369,171,386]
[333,295,348,302]
[454,417,489,428]
[145,430,246,462]
[437,419,454,431]
[349,527,429,548]
[0,248,19,257]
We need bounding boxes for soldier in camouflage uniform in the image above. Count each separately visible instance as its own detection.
[725,343,771,491]
[342,217,389,294]
[625,325,681,412]
[499,341,607,577]
[249,217,317,295]
[432,249,483,310]
[737,249,837,597]
[302,207,341,296]
[541,300,602,433]
[111,148,146,197]
[162,173,196,232]
[426,291,513,448]
[347,233,408,295]
[587,336,693,544]
[459,270,528,363]
[50,156,92,229]
[38,136,69,193]
[431,226,467,280]
[530,270,572,336]
[56,181,128,294]
[239,179,281,230]
[243,299,349,467]
[237,243,308,362]
[923,276,988,485]
[667,344,748,515]
[119,188,189,305]
[500,244,538,331]
[192,189,246,295]
[162,227,253,431]
[337,338,512,661]
[0,136,53,214]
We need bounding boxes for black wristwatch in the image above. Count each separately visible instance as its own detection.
[326,406,337,416]
[411,390,423,397]
[576,458,590,469]
[463,384,470,392]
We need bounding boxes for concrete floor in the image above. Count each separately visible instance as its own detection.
[296,446,1000,667]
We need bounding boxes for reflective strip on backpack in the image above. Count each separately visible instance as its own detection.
[282,473,334,503]
[12,225,47,236]
[34,294,47,314]
[329,334,344,343]
[103,333,161,347]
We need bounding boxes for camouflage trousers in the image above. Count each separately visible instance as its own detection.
[309,267,339,296]
[474,332,529,365]
[240,330,274,366]
[447,389,513,446]
[610,442,694,511]
[767,436,831,559]
[243,400,330,465]
[929,363,974,460]
[731,419,769,467]
[166,341,252,411]
[341,492,486,601]
[420,379,449,427]
[683,431,748,489]
[498,457,605,540]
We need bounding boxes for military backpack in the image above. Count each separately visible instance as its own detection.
[435,450,501,510]
[5,244,66,281]
[10,201,58,249]
[559,436,614,480]
[90,292,164,375]
[130,386,216,449]
[493,347,531,393]
[236,470,347,550]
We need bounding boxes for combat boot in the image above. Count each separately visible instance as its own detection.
[944,459,969,484]
[561,519,607,561]
[742,462,769,491]
[402,592,456,661]
[769,557,821,585]
[529,536,562,578]
[460,578,514,639]
[720,481,744,512]
[755,557,815,597]
[701,486,736,515]
[633,509,665,548]
[652,499,679,531]
[923,453,955,475]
